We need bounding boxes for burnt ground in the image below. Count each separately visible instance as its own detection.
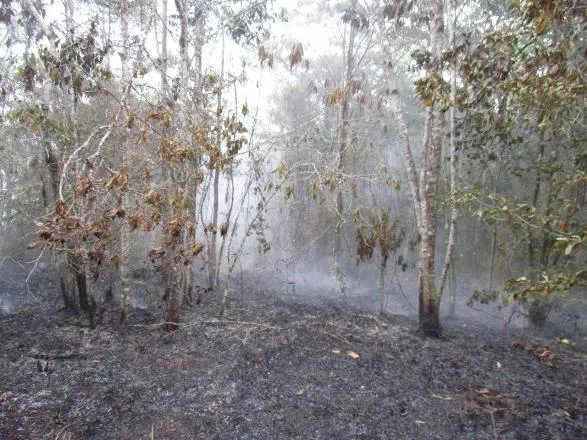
[0,270,586,440]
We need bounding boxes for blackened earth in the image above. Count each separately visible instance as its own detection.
[0,270,586,440]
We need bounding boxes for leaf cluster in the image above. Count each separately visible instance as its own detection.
[354,208,405,267]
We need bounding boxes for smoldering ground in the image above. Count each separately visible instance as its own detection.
[1,261,585,440]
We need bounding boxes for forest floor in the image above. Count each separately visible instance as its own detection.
[0,270,586,440]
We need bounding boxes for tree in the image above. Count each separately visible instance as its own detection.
[457,0,586,325]
[382,0,457,336]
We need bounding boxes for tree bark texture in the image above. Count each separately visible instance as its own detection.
[119,0,132,327]
[417,0,445,337]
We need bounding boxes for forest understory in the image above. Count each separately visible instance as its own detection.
[0,268,586,440]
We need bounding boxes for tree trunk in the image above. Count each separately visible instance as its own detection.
[60,262,76,310]
[418,233,441,336]
[158,0,169,99]
[163,0,206,324]
[437,3,459,300]
[72,253,89,310]
[417,0,445,337]
[208,167,220,289]
[387,78,421,229]
[487,227,497,290]
[215,165,235,288]
[333,0,358,284]
[207,29,224,291]
[188,2,205,298]
[164,260,182,327]
[448,265,456,318]
[527,132,546,326]
[379,257,387,314]
[119,0,132,327]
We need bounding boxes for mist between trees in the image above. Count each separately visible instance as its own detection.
[0,0,584,337]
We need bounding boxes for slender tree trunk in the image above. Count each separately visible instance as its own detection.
[208,167,220,289]
[448,265,456,318]
[60,269,76,309]
[41,91,73,308]
[0,169,6,233]
[192,4,205,112]
[379,257,387,314]
[207,30,225,290]
[527,128,557,326]
[158,0,169,99]
[387,78,422,229]
[438,2,459,300]
[65,0,94,322]
[164,249,182,327]
[540,168,557,270]
[418,0,445,337]
[526,132,546,326]
[72,253,89,310]
[119,0,132,327]
[334,0,358,288]
[216,166,235,288]
[187,3,205,300]
[162,0,189,326]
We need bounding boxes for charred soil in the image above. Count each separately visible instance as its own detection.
[0,274,586,439]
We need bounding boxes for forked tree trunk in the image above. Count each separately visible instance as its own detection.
[164,1,206,324]
[386,0,447,337]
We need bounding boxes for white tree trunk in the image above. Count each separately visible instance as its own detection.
[387,77,422,229]
[417,0,445,337]
[386,0,447,336]
[438,2,459,300]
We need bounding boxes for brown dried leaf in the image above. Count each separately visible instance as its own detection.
[288,43,304,70]
[128,211,144,231]
[148,247,166,260]
[107,207,125,219]
[167,218,182,237]
[75,178,93,197]
[144,189,162,206]
[105,168,129,191]
[220,222,228,237]
[191,242,205,256]
[186,220,197,233]
[55,199,67,216]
